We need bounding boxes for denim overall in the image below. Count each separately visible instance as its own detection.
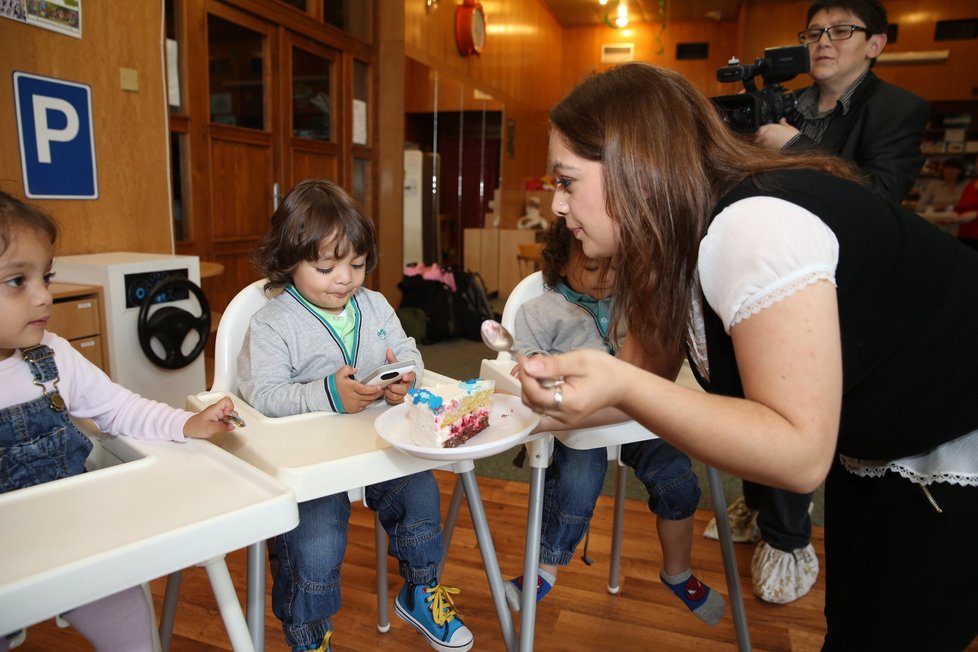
[0,345,93,494]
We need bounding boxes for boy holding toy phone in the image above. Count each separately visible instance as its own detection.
[237,180,474,652]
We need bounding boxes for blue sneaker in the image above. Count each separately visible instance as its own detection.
[292,631,330,652]
[394,580,474,652]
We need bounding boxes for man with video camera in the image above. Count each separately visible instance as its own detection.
[714,0,930,607]
[753,0,928,204]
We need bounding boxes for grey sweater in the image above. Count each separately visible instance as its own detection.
[513,284,622,356]
[238,287,424,416]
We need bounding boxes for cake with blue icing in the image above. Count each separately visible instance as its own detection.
[406,379,495,448]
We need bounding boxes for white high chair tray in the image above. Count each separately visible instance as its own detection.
[187,371,465,503]
[375,393,540,461]
[0,433,298,635]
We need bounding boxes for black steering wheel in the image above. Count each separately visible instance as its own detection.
[137,276,211,370]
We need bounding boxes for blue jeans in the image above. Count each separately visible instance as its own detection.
[539,439,700,566]
[272,470,443,648]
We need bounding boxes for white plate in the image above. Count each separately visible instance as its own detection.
[374,394,539,461]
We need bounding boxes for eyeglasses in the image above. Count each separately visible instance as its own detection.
[798,24,870,44]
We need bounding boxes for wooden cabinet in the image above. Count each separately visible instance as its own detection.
[47,283,108,373]
[463,228,537,299]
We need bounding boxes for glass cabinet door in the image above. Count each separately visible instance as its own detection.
[291,47,333,141]
[207,14,266,130]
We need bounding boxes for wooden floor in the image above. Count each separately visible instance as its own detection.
[15,470,977,652]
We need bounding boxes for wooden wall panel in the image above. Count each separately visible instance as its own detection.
[739,0,978,100]
[404,0,565,227]
[0,2,172,255]
[560,20,740,98]
[375,5,405,300]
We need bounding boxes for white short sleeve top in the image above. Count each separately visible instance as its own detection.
[688,195,978,489]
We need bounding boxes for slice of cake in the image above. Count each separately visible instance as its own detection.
[406,379,495,448]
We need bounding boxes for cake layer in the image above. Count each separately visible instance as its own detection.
[407,379,495,448]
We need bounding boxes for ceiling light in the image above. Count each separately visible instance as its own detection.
[615,2,629,28]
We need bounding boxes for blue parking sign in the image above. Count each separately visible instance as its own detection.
[14,72,98,199]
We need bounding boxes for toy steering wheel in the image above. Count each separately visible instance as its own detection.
[137,277,211,370]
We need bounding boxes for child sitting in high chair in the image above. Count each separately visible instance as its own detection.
[236,179,473,652]
[0,191,239,651]
[505,217,726,626]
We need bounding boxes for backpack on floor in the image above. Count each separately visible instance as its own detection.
[398,274,456,344]
[451,270,496,341]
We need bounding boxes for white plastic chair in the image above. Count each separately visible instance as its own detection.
[160,280,391,651]
[479,271,750,651]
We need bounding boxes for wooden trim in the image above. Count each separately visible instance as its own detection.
[227,0,373,58]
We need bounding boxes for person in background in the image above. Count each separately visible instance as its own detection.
[503,218,725,626]
[916,158,967,213]
[519,62,978,650]
[754,0,929,204]
[953,176,978,251]
[733,0,930,604]
[915,159,969,236]
[0,191,238,652]
[237,179,472,652]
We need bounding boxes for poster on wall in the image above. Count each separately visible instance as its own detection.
[0,0,82,39]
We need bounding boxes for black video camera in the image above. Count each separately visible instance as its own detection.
[711,45,810,134]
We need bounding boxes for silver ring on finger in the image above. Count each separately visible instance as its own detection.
[552,385,563,411]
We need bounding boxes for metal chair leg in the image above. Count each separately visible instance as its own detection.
[158,570,182,652]
[375,511,390,632]
[607,460,627,594]
[706,466,751,651]
[454,461,518,652]
[517,436,551,652]
[439,474,465,578]
[245,541,265,651]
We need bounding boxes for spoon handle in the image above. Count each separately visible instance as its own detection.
[537,376,563,389]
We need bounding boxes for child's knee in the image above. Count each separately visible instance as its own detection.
[649,471,701,520]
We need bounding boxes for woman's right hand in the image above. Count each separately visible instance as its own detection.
[519,349,628,424]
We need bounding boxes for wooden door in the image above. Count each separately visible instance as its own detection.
[173,0,369,312]
[197,3,278,310]
[281,32,342,190]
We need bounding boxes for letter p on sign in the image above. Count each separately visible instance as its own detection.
[14,72,98,199]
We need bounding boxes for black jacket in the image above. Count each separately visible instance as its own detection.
[788,72,929,204]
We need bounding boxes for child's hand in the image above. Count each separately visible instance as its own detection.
[334,364,384,413]
[384,371,416,405]
[184,396,238,439]
[381,348,417,405]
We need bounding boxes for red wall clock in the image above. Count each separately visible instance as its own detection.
[455,1,486,56]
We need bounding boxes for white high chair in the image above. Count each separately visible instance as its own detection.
[159,280,391,651]
[167,280,521,652]
[479,271,751,652]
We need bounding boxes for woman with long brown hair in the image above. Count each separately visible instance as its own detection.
[520,62,978,650]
